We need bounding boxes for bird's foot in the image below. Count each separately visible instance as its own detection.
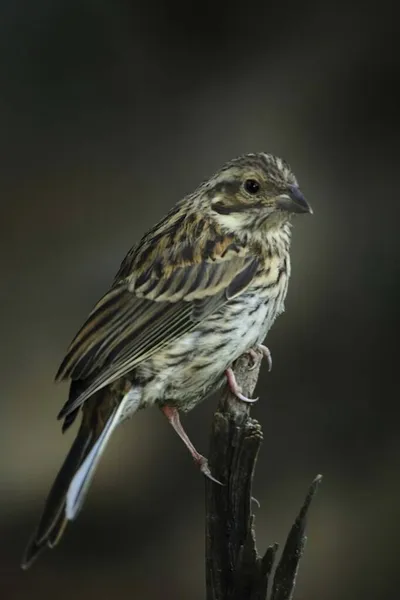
[196,455,223,485]
[225,367,258,403]
[161,405,223,485]
[247,344,272,372]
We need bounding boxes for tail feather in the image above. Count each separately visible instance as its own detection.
[22,509,68,568]
[21,534,47,570]
[21,398,125,570]
[66,403,121,520]
[21,427,92,570]
[47,510,68,548]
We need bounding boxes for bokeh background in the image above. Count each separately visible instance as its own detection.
[1,1,398,598]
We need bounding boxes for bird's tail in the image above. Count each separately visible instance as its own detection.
[21,390,129,570]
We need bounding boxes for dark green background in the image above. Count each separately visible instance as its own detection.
[1,1,397,598]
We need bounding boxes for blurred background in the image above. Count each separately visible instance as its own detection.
[0,1,398,598]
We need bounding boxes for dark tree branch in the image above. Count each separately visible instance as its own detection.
[205,353,322,600]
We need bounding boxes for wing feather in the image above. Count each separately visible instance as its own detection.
[57,234,259,419]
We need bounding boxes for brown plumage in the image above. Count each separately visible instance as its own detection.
[21,152,312,569]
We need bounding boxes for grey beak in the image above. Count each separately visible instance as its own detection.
[276,185,313,214]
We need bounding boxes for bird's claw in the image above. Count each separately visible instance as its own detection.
[197,456,224,485]
[225,367,259,403]
[247,344,272,372]
[247,349,259,371]
[236,391,259,403]
[259,344,272,372]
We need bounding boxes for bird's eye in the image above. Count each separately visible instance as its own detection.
[244,179,260,195]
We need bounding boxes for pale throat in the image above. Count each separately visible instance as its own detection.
[211,205,291,255]
[263,223,291,255]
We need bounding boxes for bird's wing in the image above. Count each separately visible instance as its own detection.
[56,234,259,418]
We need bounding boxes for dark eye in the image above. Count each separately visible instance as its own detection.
[244,179,260,195]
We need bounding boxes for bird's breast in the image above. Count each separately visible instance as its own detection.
[134,250,291,411]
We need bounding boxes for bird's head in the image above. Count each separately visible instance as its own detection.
[200,153,312,240]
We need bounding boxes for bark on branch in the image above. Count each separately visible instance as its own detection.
[205,353,322,600]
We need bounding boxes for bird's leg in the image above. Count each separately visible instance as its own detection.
[225,367,259,403]
[161,405,222,485]
[247,344,272,372]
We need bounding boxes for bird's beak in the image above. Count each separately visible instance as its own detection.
[276,186,313,215]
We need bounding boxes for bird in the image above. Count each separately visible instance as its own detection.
[21,152,312,569]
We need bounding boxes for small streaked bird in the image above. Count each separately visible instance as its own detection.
[21,152,312,568]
